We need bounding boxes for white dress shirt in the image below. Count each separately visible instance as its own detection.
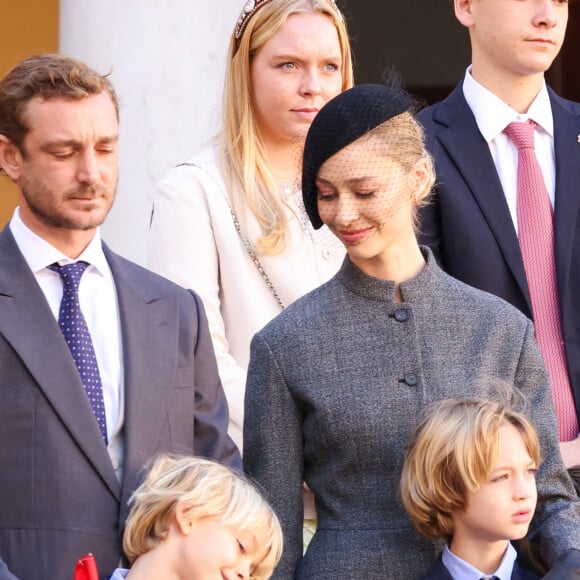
[9,207,125,480]
[442,542,518,580]
[462,67,555,233]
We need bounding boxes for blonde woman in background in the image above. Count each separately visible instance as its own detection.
[148,0,353,452]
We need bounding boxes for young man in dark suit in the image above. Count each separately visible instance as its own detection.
[0,54,240,580]
[418,0,580,470]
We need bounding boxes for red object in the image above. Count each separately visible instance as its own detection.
[505,120,578,441]
[74,553,99,580]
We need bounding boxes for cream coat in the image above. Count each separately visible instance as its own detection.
[148,144,344,450]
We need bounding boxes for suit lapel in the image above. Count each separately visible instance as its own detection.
[423,554,454,580]
[550,90,580,298]
[433,85,531,309]
[0,228,120,499]
[105,248,178,511]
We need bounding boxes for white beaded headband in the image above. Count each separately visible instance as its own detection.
[234,0,341,43]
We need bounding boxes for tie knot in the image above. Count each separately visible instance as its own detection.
[504,120,536,150]
[48,261,89,290]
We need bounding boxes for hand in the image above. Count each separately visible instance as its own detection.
[542,549,580,578]
[559,436,580,469]
[303,481,317,520]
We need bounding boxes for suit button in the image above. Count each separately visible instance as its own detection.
[404,373,418,386]
[394,308,409,322]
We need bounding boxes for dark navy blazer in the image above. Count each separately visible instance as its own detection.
[418,84,580,421]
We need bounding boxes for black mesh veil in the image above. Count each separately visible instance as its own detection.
[302,84,413,229]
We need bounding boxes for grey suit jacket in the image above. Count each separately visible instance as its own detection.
[0,227,240,580]
[244,249,580,580]
[0,559,17,580]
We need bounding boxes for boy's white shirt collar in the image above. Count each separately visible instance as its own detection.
[442,542,517,580]
[462,66,553,143]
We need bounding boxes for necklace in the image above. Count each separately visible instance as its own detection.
[278,174,301,197]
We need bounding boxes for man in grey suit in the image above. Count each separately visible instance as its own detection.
[0,54,240,580]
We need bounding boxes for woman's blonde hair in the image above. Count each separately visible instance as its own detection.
[123,455,283,579]
[365,112,435,232]
[221,0,354,254]
[400,399,541,542]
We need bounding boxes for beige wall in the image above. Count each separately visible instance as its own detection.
[0,0,59,226]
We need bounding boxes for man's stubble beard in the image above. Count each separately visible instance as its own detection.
[20,173,117,231]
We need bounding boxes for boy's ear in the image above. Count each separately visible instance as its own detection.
[454,0,476,28]
[0,134,23,182]
[174,502,193,536]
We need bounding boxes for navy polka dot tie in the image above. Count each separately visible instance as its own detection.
[49,261,108,443]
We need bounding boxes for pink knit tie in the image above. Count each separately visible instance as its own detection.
[505,120,578,441]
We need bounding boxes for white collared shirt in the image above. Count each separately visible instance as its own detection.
[9,207,125,481]
[462,67,555,233]
[442,542,517,580]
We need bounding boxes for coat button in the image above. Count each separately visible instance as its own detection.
[394,308,408,322]
[321,248,332,260]
[404,373,418,386]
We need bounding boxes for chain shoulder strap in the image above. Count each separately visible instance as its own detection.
[176,162,285,310]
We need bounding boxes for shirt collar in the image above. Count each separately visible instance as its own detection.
[462,66,553,142]
[442,542,517,580]
[9,206,110,277]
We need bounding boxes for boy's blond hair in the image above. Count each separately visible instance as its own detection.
[123,455,283,579]
[400,399,541,542]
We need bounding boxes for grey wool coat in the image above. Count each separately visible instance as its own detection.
[243,248,580,580]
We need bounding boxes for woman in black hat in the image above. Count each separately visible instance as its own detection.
[243,84,580,579]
